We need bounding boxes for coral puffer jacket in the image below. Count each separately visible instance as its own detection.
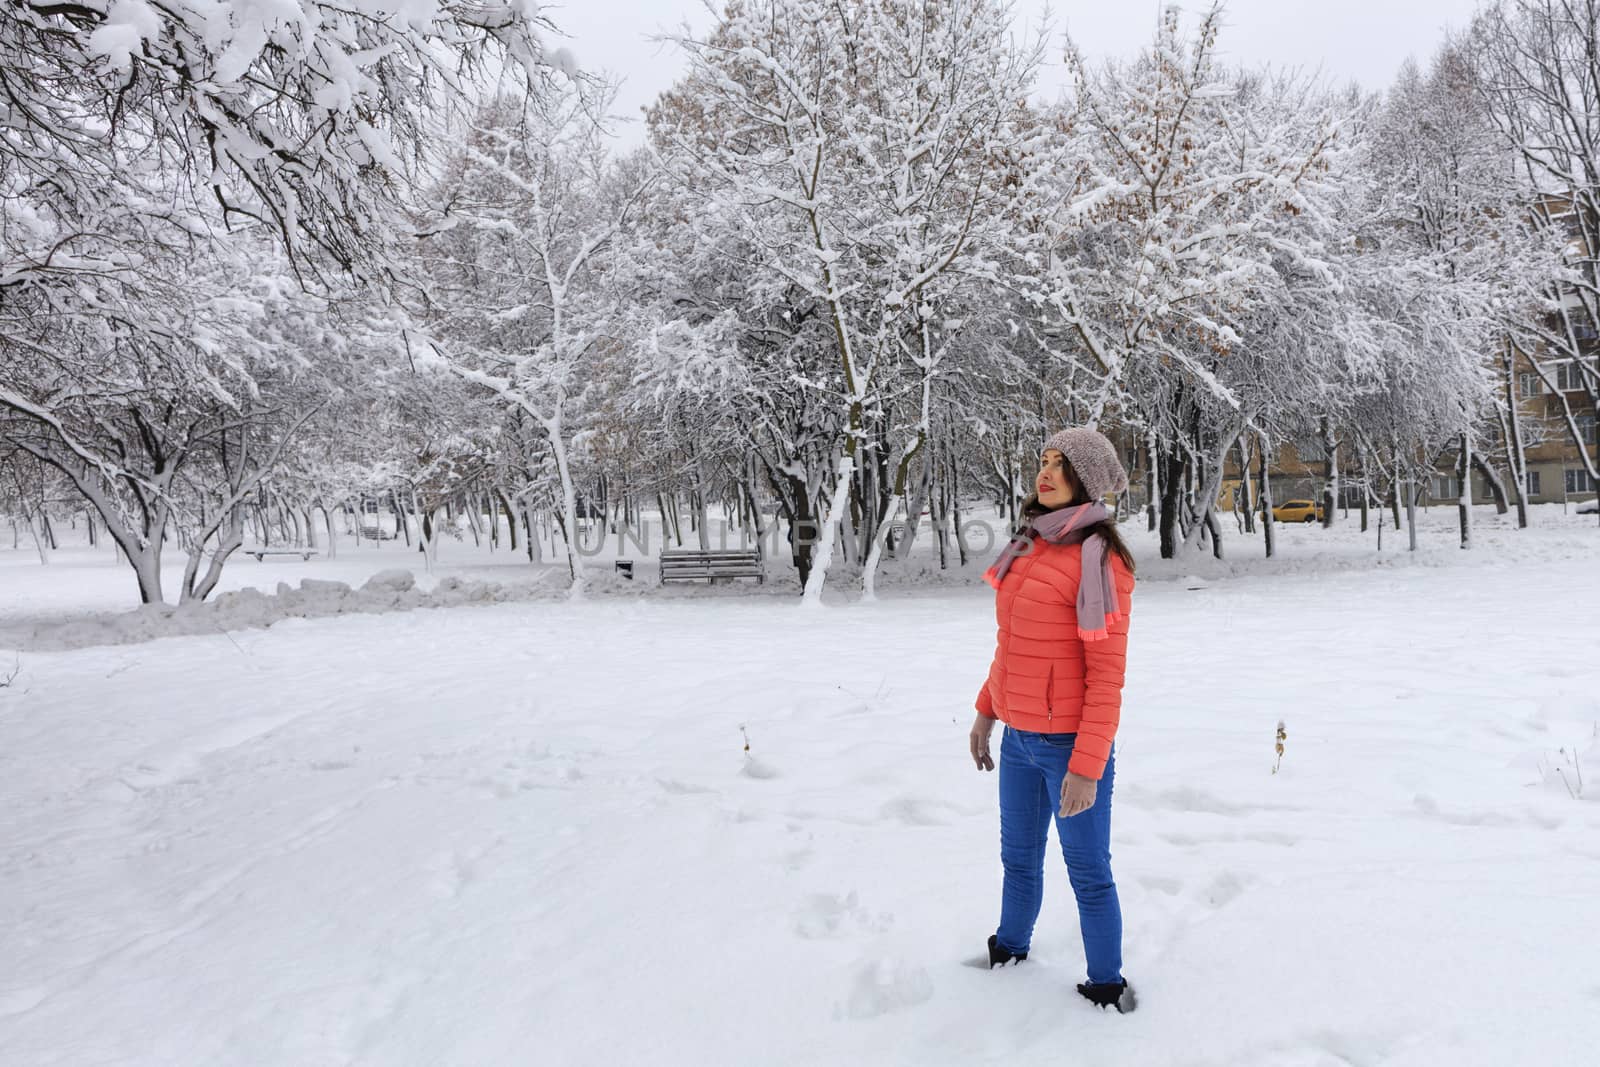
[975,538,1134,780]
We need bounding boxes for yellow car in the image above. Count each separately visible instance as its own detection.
[1271,499,1325,523]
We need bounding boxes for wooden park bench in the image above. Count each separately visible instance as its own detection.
[244,548,319,562]
[658,549,764,585]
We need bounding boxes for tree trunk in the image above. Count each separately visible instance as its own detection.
[839,475,860,568]
[1182,416,1250,555]
[323,504,338,560]
[394,490,412,547]
[1321,416,1338,528]
[1471,452,1509,516]
[494,489,519,552]
[862,433,926,601]
[694,485,711,552]
[741,471,769,554]
[1405,474,1419,552]
[131,546,164,604]
[951,455,969,567]
[667,493,684,548]
[524,503,542,563]
[1237,436,1256,533]
[760,459,818,589]
[1456,433,1472,550]
[1144,432,1159,532]
[548,426,585,594]
[801,453,855,606]
[1502,342,1531,529]
[415,490,439,572]
[1204,510,1223,560]
[24,508,50,565]
[1257,432,1277,559]
[181,506,247,603]
[897,448,933,560]
[1355,444,1370,533]
[1158,446,1186,559]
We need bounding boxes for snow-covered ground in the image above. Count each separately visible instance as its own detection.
[3,501,1598,651]
[2,506,1598,1065]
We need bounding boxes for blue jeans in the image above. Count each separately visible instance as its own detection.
[994,726,1123,985]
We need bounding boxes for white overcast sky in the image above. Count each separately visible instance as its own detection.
[547,0,1484,145]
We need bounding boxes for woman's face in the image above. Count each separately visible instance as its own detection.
[1036,449,1080,509]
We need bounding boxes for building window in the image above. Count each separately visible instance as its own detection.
[1557,361,1585,391]
[1434,475,1459,499]
[1519,372,1544,396]
[1528,470,1542,496]
[1580,413,1598,445]
[1567,469,1596,494]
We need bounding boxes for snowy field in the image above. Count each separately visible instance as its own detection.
[2,506,1599,1065]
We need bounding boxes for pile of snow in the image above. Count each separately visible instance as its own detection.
[16,569,564,652]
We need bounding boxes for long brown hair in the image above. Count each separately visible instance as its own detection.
[1016,484,1137,576]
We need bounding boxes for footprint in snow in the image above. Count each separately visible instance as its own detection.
[793,891,892,940]
[1139,786,1252,816]
[1200,871,1248,909]
[1161,829,1297,848]
[1138,875,1182,896]
[879,794,951,827]
[837,957,932,1021]
[658,778,718,795]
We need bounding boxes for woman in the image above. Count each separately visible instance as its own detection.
[969,427,1138,1014]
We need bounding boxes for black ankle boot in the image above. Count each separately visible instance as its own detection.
[1077,979,1137,1013]
[987,934,1027,968]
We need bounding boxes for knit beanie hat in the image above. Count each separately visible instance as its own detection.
[1042,427,1129,502]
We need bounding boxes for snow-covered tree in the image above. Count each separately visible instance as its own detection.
[0,231,354,603]
[1030,6,1346,556]
[1367,47,1555,547]
[652,0,1044,601]
[1,0,575,604]
[1470,0,1600,501]
[413,83,651,595]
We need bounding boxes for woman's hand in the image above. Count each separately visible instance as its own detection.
[969,714,996,771]
[1059,772,1097,817]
